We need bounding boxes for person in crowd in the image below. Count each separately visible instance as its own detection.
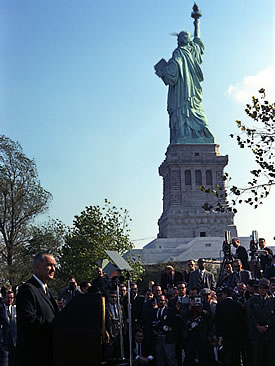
[0,286,12,305]
[215,287,223,303]
[0,290,17,366]
[258,238,273,273]
[245,279,258,301]
[217,262,233,287]
[129,283,145,325]
[133,328,154,364]
[182,294,213,366]
[246,278,275,366]
[104,290,126,360]
[119,283,128,314]
[232,238,250,270]
[189,258,216,292]
[144,288,153,302]
[57,297,65,311]
[148,281,154,290]
[185,260,196,286]
[15,253,59,366]
[200,288,216,318]
[169,282,189,310]
[169,287,179,300]
[168,281,188,366]
[90,267,109,295]
[61,277,81,306]
[214,287,246,366]
[161,265,183,295]
[225,259,251,288]
[79,281,91,293]
[151,284,162,307]
[151,295,178,366]
[233,282,247,307]
[269,277,275,297]
[264,254,275,279]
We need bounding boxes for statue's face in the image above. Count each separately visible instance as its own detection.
[177,32,190,47]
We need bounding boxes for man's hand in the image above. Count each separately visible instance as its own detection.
[256,324,268,334]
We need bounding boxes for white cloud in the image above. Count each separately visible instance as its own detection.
[227,67,275,103]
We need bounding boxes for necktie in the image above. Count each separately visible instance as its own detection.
[7,307,11,320]
[45,286,50,297]
[198,271,203,289]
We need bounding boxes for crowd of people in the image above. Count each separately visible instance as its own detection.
[0,237,275,366]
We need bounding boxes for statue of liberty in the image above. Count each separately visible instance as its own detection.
[155,3,215,144]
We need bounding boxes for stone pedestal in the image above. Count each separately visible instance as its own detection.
[158,144,237,238]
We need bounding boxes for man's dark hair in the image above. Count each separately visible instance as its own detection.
[1,284,12,297]
[259,238,265,242]
[33,252,53,270]
[176,281,187,287]
[152,283,161,290]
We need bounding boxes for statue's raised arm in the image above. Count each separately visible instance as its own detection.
[191,2,202,38]
[154,3,214,144]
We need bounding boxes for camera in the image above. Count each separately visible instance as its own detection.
[250,230,259,253]
[186,315,203,332]
[222,231,232,258]
[193,296,203,307]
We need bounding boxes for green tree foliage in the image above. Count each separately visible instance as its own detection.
[19,220,67,283]
[0,135,52,285]
[122,255,145,283]
[201,89,274,212]
[58,200,133,283]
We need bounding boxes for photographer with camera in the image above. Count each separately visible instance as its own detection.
[61,277,81,306]
[181,295,213,366]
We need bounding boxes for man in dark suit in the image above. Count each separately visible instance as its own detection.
[0,291,17,366]
[225,259,251,288]
[264,255,275,279]
[151,295,178,366]
[133,328,154,364]
[161,265,183,295]
[232,238,250,270]
[15,252,59,366]
[214,287,245,366]
[259,238,273,273]
[188,258,216,292]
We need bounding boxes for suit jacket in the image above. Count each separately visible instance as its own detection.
[236,246,250,270]
[151,306,178,344]
[225,270,251,288]
[161,271,183,291]
[214,297,245,341]
[188,269,216,291]
[15,276,59,366]
[0,303,17,347]
[264,264,275,279]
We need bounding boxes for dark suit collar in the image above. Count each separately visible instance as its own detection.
[29,275,58,314]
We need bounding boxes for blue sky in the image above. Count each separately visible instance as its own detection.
[1,0,274,248]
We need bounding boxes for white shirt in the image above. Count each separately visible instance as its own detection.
[33,274,47,294]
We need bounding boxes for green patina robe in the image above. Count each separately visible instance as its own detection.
[161,38,214,144]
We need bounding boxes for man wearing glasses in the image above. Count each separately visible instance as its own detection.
[225,259,251,288]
